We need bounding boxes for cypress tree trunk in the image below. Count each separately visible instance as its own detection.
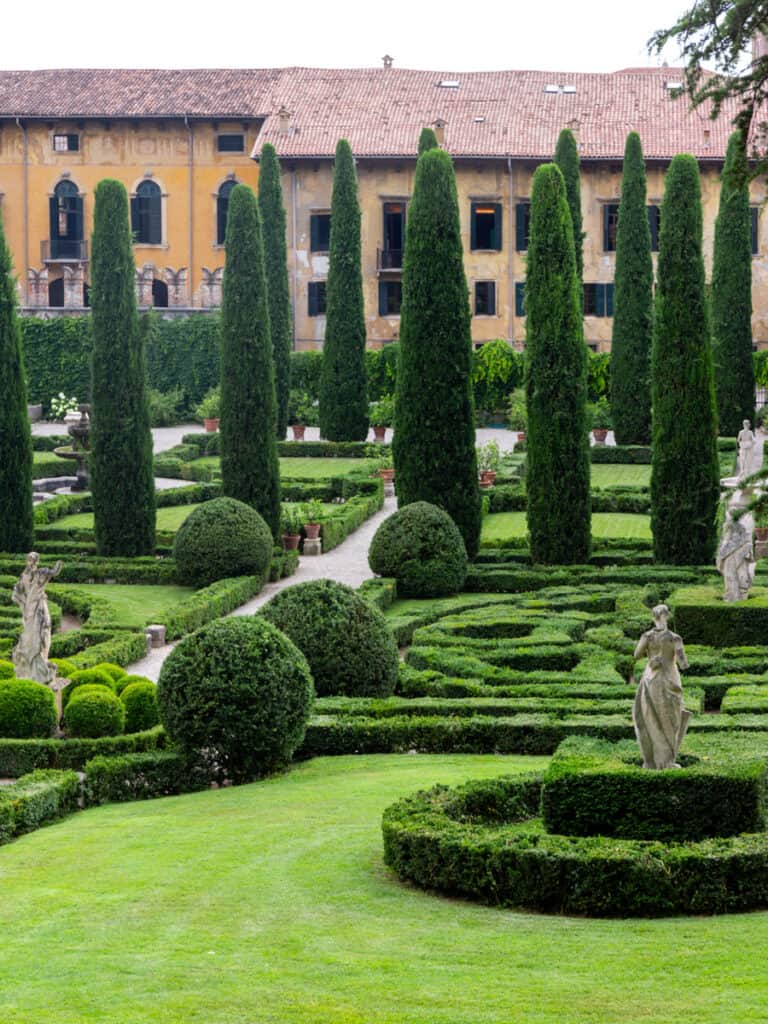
[393,148,481,557]
[258,142,292,439]
[90,179,156,556]
[418,127,439,154]
[712,131,755,437]
[219,183,281,538]
[554,129,584,295]
[611,132,654,445]
[525,163,591,564]
[319,139,369,441]
[0,210,34,553]
[651,154,720,565]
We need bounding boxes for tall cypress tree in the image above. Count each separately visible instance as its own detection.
[554,128,584,294]
[393,148,481,557]
[0,210,33,553]
[319,139,369,441]
[258,142,292,439]
[611,132,654,445]
[651,154,720,565]
[418,127,439,154]
[525,163,591,564]
[219,183,281,538]
[90,179,155,556]
[712,130,755,437]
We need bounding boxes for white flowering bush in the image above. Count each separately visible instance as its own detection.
[50,393,79,420]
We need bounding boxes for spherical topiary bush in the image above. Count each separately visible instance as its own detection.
[64,687,125,738]
[121,681,160,733]
[62,667,116,710]
[173,497,274,588]
[49,658,77,679]
[0,660,15,680]
[115,673,153,696]
[93,662,127,684]
[156,616,313,783]
[368,501,468,598]
[0,679,57,738]
[259,579,399,697]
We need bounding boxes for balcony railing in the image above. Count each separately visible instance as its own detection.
[41,239,88,262]
[377,248,403,271]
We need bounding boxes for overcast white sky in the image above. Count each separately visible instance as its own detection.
[7,0,697,72]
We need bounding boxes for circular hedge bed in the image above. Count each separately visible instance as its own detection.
[173,497,274,588]
[156,616,313,782]
[382,773,768,917]
[259,579,399,697]
[368,502,468,597]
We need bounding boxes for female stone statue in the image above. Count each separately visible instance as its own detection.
[717,512,755,602]
[11,552,62,684]
[738,419,757,479]
[633,604,692,770]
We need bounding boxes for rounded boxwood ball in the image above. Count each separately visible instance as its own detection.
[259,579,399,697]
[93,662,127,683]
[173,497,274,588]
[0,679,57,738]
[121,681,160,733]
[156,617,313,783]
[64,687,125,738]
[115,673,153,696]
[62,667,116,710]
[368,501,468,598]
[0,660,15,680]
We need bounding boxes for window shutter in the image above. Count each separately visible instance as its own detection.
[72,196,84,243]
[217,198,227,245]
[49,196,59,240]
[492,203,502,250]
[606,283,614,317]
[149,194,162,245]
[515,281,525,317]
[603,206,610,252]
[378,282,386,316]
[130,197,140,240]
[68,134,79,152]
[470,204,477,250]
[310,216,319,252]
[515,203,527,251]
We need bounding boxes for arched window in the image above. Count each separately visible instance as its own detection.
[217,180,236,245]
[131,180,162,245]
[49,180,83,259]
[48,277,64,307]
[152,278,168,308]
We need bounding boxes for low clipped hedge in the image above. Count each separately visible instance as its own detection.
[382,772,768,916]
[85,750,204,804]
[0,727,164,777]
[590,445,652,464]
[0,770,80,844]
[63,688,126,738]
[260,580,399,697]
[369,502,468,598]
[61,667,116,710]
[173,497,274,588]
[0,679,57,739]
[671,586,768,647]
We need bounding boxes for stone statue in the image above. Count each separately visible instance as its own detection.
[11,553,62,685]
[738,419,758,480]
[717,511,756,602]
[633,604,692,770]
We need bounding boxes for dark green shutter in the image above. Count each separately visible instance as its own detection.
[130,196,140,240]
[470,204,477,250]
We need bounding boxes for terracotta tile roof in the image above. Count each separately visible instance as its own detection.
[252,66,734,161]
[0,68,278,119]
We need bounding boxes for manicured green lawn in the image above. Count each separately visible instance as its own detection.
[482,511,652,542]
[590,463,650,488]
[1,754,766,1023]
[46,504,201,533]
[189,456,378,479]
[64,583,195,627]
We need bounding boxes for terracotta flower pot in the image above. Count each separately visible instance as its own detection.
[303,523,321,540]
[372,425,387,441]
[377,468,395,483]
[291,424,306,441]
[592,428,609,445]
[516,431,526,444]
[755,526,768,543]
[204,418,219,433]
[479,470,497,488]
[282,533,301,551]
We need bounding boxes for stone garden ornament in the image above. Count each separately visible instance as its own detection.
[633,604,692,770]
[717,510,756,602]
[11,552,62,685]
[737,419,758,480]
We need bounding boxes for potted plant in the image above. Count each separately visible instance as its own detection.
[754,505,768,544]
[288,389,313,441]
[507,388,527,444]
[369,393,395,442]
[281,505,303,551]
[196,386,221,433]
[476,439,501,488]
[302,498,324,540]
[373,447,394,483]
[50,392,80,424]
[590,399,612,445]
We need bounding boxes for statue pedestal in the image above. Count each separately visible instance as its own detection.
[302,538,323,556]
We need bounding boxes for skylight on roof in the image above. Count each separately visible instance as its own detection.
[437,79,460,88]
[544,84,576,94]
[665,81,682,90]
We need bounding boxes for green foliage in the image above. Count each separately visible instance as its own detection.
[64,688,125,738]
[319,140,369,441]
[21,316,92,409]
[220,184,281,536]
[147,386,184,426]
[365,344,399,401]
[156,616,313,782]
[611,132,653,444]
[259,579,398,697]
[120,681,160,733]
[84,750,202,804]
[61,667,116,710]
[586,352,611,403]
[143,312,220,413]
[393,148,481,556]
[671,585,768,646]
[553,128,584,294]
[472,340,523,414]
[651,155,720,564]
[0,727,162,777]
[418,127,439,154]
[0,209,33,553]
[90,179,156,556]
[290,350,324,400]
[172,497,273,588]
[115,673,153,696]
[0,769,80,842]
[525,163,591,563]
[0,660,14,679]
[368,502,468,597]
[195,386,220,420]
[258,143,292,438]
[0,679,56,739]
[712,131,755,436]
